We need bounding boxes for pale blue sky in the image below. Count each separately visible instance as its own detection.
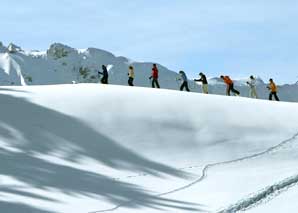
[1,0,298,83]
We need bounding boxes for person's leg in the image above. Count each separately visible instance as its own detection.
[152,79,155,88]
[226,85,231,96]
[269,92,273,100]
[202,84,208,94]
[156,79,160,88]
[180,82,185,91]
[273,92,280,101]
[250,87,256,98]
[253,87,258,99]
[185,82,190,92]
[101,77,107,84]
[128,77,134,86]
[250,88,253,98]
[230,84,240,95]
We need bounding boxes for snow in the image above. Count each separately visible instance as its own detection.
[0,42,298,102]
[247,183,298,213]
[0,84,298,213]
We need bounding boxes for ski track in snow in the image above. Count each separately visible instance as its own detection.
[217,173,298,213]
[88,132,298,213]
[112,165,202,182]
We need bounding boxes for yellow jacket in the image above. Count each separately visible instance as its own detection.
[269,82,277,92]
[128,68,135,78]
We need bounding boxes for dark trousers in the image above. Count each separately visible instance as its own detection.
[269,92,280,101]
[101,77,108,84]
[128,77,134,86]
[227,84,240,96]
[180,81,190,92]
[152,79,160,88]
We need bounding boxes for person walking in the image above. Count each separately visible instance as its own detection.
[98,65,109,84]
[194,72,208,94]
[177,70,190,92]
[220,75,240,96]
[246,75,258,98]
[149,64,160,88]
[128,65,135,86]
[267,78,280,101]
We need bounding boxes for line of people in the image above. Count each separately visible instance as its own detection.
[98,64,280,101]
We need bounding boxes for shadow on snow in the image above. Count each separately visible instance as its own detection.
[0,93,204,212]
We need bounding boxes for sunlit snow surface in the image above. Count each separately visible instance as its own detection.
[0,84,298,213]
[0,43,298,102]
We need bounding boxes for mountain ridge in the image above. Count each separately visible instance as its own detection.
[0,41,297,102]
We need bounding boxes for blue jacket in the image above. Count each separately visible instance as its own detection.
[179,71,187,82]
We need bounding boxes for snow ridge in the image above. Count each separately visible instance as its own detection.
[156,132,298,196]
[1,42,298,102]
[88,131,298,213]
[217,173,298,213]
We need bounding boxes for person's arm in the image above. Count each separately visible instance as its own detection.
[194,77,202,82]
[267,84,271,90]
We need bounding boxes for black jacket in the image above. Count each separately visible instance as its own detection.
[98,66,109,78]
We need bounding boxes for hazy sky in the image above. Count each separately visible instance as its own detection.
[1,0,297,83]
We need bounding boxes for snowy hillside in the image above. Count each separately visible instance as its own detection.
[207,78,298,102]
[1,84,298,213]
[0,42,199,91]
[0,42,298,102]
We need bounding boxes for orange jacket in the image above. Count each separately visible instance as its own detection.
[269,82,278,92]
[223,76,233,85]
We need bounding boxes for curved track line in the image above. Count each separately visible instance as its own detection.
[89,132,298,213]
[217,173,298,213]
[112,165,202,182]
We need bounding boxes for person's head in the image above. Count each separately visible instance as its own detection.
[102,65,106,69]
[179,70,184,74]
[199,72,203,76]
[269,78,273,83]
[129,65,133,70]
[220,75,224,79]
[250,75,254,79]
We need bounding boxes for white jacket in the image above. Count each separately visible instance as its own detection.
[247,78,256,88]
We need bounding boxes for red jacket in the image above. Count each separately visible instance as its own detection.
[152,67,159,79]
[223,76,233,85]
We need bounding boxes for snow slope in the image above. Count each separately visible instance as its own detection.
[0,43,198,91]
[0,42,298,102]
[1,84,298,213]
[207,78,298,102]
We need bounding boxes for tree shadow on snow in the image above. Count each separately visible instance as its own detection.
[0,88,30,93]
[0,93,204,212]
[0,201,55,213]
